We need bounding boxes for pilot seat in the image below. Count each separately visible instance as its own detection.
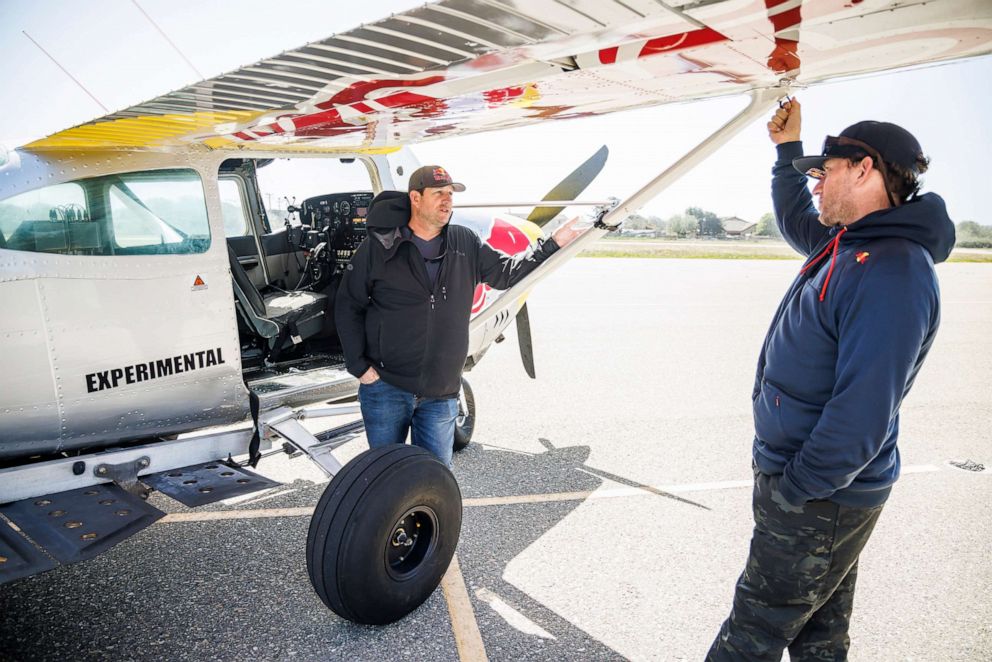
[227,243,326,359]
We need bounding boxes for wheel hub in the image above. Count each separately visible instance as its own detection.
[392,528,414,547]
[385,506,438,580]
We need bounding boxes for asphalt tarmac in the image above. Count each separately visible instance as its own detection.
[1,258,989,662]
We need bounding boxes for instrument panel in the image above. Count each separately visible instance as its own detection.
[300,191,372,261]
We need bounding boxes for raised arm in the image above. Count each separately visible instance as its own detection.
[767,98,830,256]
[477,218,581,289]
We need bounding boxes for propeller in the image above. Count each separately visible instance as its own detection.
[515,302,536,379]
[515,145,609,378]
[525,144,609,227]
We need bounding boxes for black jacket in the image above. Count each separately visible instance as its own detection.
[335,191,560,398]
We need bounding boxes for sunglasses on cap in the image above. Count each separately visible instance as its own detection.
[802,135,900,207]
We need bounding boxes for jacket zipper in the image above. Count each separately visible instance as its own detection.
[415,238,446,395]
[420,235,453,394]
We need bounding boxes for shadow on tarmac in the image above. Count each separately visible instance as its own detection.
[451,437,705,660]
[0,436,701,661]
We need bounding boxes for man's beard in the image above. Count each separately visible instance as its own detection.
[818,195,856,227]
[428,211,452,228]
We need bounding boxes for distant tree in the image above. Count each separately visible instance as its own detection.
[957,220,992,238]
[668,213,698,238]
[687,206,724,237]
[956,220,992,248]
[755,212,781,237]
[701,215,725,237]
[647,215,667,234]
[623,213,648,230]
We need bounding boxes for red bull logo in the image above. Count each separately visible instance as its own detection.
[471,218,535,314]
[487,220,532,256]
[856,251,870,264]
[472,283,490,314]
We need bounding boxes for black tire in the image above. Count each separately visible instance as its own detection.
[306,445,462,625]
[453,377,475,452]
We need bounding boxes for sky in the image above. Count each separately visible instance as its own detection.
[2,0,990,225]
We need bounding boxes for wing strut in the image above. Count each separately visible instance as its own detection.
[469,86,786,335]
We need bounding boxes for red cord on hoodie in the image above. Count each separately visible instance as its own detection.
[799,227,848,301]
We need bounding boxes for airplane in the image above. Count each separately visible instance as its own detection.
[1,0,990,627]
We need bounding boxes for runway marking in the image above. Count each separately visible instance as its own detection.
[155,465,944,524]
[160,507,312,523]
[475,588,555,640]
[442,554,489,662]
[902,464,941,475]
[464,491,594,507]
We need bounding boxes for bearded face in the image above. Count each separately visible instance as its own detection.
[410,186,454,231]
[813,159,860,227]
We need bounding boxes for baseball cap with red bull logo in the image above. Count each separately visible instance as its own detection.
[407,165,466,192]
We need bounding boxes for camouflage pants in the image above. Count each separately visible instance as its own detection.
[706,472,883,662]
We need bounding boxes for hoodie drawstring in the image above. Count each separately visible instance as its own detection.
[799,227,847,301]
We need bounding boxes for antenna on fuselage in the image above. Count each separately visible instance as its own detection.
[131,0,205,80]
[22,31,109,113]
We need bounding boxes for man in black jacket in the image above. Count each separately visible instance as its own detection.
[335,165,581,465]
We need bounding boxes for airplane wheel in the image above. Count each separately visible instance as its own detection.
[453,377,475,452]
[306,445,462,625]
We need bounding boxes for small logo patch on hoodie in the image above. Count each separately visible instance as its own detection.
[855,251,870,264]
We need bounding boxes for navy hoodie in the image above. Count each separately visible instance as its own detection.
[752,142,956,507]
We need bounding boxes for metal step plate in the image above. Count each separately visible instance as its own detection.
[0,514,58,584]
[0,483,163,584]
[143,461,280,507]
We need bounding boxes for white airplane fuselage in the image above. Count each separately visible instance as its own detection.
[0,146,532,459]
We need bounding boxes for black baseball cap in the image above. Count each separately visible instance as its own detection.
[407,165,465,192]
[792,121,924,179]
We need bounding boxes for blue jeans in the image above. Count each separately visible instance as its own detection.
[357,378,458,467]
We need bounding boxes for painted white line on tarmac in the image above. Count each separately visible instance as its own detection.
[442,554,490,662]
[155,465,944,523]
[464,491,594,507]
[160,507,312,523]
[475,587,555,640]
[902,464,942,474]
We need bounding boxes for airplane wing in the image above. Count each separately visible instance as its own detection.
[24,0,992,153]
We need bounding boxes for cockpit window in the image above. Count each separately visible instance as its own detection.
[256,157,373,223]
[0,168,210,256]
[218,178,249,237]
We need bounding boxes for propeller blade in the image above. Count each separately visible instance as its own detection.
[515,302,536,379]
[526,145,609,227]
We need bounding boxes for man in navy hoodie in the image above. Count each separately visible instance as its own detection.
[707,99,955,661]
